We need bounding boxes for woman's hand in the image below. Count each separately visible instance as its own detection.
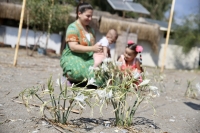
[68,42,102,53]
[92,43,103,52]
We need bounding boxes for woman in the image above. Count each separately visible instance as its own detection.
[60,2,102,84]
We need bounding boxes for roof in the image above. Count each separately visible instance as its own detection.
[107,0,150,15]
[0,0,21,3]
[0,2,22,21]
[138,17,177,31]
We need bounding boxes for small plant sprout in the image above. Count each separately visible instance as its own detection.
[185,80,199,99]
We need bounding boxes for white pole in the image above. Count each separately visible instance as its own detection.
[160,0,176,72]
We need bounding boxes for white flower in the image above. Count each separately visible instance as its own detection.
[156,91,160,97]
[74,93,88,103]
[196,83,200,93]
[56,76,67,86]
[115,61,122,67]
[96,89,112,99]
[103,58,112,63]
[89,66,94,71]
[149,86,160,97]
[138,79,150,86]
[43,89,49,93]
[56,78,61,86]
[132,69,141,79]
[96,89,107,98]
[149,86,158,91]
[101,63,109,71]
[89,66,100,72]
[107,90,113,98]
[88,78,96,85]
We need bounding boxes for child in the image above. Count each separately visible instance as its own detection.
[118,40,143,73]
[93,29,118,67]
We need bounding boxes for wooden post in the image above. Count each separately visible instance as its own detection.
[123,11,126,18]
[160,0,176,72]
[13,0,26,66]
[45,0,54,51]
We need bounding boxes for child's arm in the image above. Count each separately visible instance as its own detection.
[103,46,108,57]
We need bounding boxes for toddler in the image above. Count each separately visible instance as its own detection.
[93,29,118,67]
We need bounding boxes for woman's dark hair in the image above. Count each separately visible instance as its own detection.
[76,2,93,19]
[127,43,138,54]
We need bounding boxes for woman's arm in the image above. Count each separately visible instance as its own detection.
[68,42,102,53]
[66,24,102,53]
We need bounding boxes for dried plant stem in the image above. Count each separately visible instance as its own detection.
[12,99,79,114]
[42,115,78,133]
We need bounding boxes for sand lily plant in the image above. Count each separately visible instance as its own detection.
[89,58,159,126]
[20,58,159,127]
[20,77,95,124]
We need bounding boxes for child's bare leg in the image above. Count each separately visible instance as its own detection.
[93,53,106,67]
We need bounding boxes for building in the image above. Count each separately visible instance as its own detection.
[0,2,63,54]
[137,17,199,69]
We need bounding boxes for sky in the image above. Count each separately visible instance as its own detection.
[173,0,199,24]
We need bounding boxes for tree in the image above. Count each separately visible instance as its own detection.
[174,1,200,54]
[25,0,72,53]
[174,14,200,53]
[133,0,172,20]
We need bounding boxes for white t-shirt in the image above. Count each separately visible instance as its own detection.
[98,36,109,47]
[85,33,90,41]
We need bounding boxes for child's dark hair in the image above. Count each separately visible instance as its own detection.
[127,42,143,65]
[127,43,138,54]
[76,2,93,19]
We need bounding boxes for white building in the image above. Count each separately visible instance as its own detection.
[0,25,62,54]
[137,18,200,69]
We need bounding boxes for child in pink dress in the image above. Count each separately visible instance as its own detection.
[118,40,143,82]
[93,29,118,67]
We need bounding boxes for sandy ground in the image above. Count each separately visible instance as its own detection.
[0,47,200,133]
